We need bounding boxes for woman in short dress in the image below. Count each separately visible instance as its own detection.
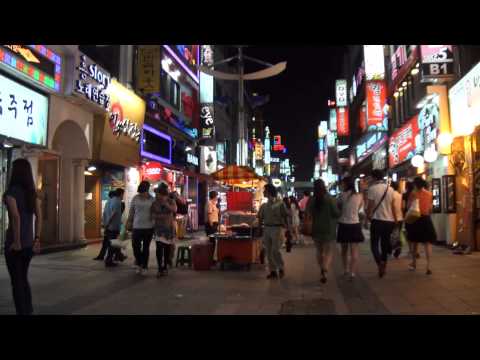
[406,177,436,275]
[337,177,364,281]
[289,196,302,245]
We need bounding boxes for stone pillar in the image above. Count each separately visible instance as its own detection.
[59,157,74,244]
[73,159,87,243]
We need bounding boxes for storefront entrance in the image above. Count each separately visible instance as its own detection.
[84,175,101,239]
[0,149,10,254]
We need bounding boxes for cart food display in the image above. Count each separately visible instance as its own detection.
[210,165,266,270]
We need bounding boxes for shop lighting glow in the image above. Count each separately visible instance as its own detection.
[402,81,407,87]
[84,171,93,176]
[411,68,419,75]
[0,45,62,92]
[162,45,199,83]
[141,124,172,165]
[437,133,453,148]
[424,147,438,163]
[411,154,424,168]
[87,166,96,172]
[393,92,399,98]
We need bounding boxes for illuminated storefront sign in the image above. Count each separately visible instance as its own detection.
[0,73,48,146]
[200,45,215,139]
[327,130,337,147]
[420,45,454,81]
[336,79,347,107]
[449,61,480,137]
[336,107,349,136]
[146,96,198,139]
[272,135,285,152]
[329,108,337,131]
[388,115,420,168]
[0,45,62,92]
[356,132,388,163]
[200,145,217,174]
[187,153,199,166]
[163,45,199,83]
[141,161,164,182]
[364,45,385,81]
[74,53,111,110]
[391,45,418,85]
[366,80,387,130]
[137,45,161,94]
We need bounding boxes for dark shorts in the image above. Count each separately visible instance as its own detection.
[406,216,437,243]
[337,223,364,244]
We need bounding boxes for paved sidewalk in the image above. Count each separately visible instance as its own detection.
[1,233,480,315]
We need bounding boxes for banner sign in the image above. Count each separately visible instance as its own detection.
[366,80,388,131]
[388,114,420,167]
[336,107,349,136]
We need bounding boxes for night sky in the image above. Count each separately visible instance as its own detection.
[245,46,347,181]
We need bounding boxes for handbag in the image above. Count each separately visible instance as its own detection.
[405,198,421,224]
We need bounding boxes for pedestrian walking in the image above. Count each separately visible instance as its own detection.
[283,197,293,252]
[103,188,125,267]
[337,177,364,281]
[3,158,42,315]
[94,190,116,261]
[298,190,310,220]
[405,177,436,275]
[390,182,404,258]
[305,179,340,284]
[205,191,220,261]
[403,181,420,259]
[289,196,302,245]
[126,181,155,275]
[258,184,289,279]
[366,170,398,278]
[151,184,177,278]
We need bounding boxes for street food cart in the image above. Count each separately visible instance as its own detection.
[209,166,266,270]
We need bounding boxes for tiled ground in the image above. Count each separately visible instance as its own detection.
[1,232,480,315]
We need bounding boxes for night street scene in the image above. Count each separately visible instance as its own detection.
[3,44,480,316]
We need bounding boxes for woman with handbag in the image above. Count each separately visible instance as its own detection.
[305,179,340,284]
[337,177,364,281]
[405,177,436,275]
[151,184,177,277]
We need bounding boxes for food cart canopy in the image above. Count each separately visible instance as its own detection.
[211,165,264,183]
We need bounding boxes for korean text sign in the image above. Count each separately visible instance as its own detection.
[336,79,347,107]
[0,73,48,146]
[366,80,387,129]
[420,45,454,80]
[388,115,420,167]
[336,107,349,136]
[364,45,385,81]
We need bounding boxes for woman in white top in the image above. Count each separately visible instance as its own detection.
[126,181,155,275]
[337,177,365,280]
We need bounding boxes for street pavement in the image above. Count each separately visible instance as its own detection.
[1,231,480,315]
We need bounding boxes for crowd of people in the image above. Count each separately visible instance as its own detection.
[2,157,437,315]
[257,169,437,283]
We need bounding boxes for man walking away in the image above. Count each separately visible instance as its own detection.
[94,191,116,261]
[366,170,397,278]
[258,184,289,279]
[104,188,125,267]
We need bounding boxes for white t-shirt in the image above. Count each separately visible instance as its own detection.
[338,191,364,224]
[367,182,395,222]
[129,194,155,229]
[393,191,403,222]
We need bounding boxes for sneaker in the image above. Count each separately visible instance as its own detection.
[408,263,416,271]
[266,271,278,279]
[135,266,141,274]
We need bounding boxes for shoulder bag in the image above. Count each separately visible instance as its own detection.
[369,185,389,222]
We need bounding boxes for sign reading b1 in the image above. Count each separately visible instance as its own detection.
[335,79,347,107]
[420,45,454,81]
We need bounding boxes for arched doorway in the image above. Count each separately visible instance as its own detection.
[51,120,91,246]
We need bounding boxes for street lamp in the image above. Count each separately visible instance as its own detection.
[199,46,287,166]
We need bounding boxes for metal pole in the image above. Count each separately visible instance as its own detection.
[238,47,245,166]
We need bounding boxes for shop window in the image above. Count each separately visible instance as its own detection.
[160,69,180,110]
